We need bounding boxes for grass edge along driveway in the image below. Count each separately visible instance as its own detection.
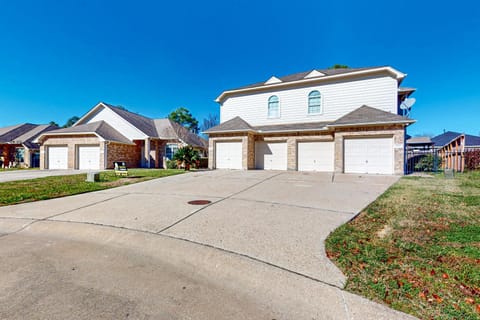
[0,169,185,207]
[326,171,480,320]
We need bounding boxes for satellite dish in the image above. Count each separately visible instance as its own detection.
[400,98,416,110]
[400,98,416,117]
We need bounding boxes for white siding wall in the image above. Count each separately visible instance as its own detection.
[84,107,147,140]
[220,75,398,125]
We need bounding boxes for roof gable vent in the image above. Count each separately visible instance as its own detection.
[304,70,325,79]
[264,76,282,85]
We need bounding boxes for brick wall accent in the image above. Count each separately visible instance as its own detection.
[106,143,140,169]
[333,125,406,175]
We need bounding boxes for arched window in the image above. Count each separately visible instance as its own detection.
[268,95,279,118]
[308,90,321,114]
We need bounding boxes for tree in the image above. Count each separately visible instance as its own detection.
[201,113,219,132]
[168,107,199,133]
[328,64,349,69]
[63,116,80,128]
[49,121,59,127]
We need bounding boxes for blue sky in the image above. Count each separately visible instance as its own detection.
[0,0,478,136]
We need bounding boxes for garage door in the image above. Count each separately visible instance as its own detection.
[215,142,242,169]
[78,146,100,170]
[344,138,393,174]
[297,141,334,172]
[255,142,287,170]
[48,146,68,169]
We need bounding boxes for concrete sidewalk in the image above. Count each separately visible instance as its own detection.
[0,169,98,183]
[0,170,415,319]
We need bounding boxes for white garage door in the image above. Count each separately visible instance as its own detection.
[48,146,68,169]
[297,141,334,172]
[344,138,393,174]
[255,142,287,170]
[78,146,100,170]
[215,142,242,169]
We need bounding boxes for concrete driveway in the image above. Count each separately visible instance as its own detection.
[0,170,416,319]
[0,169,97,182]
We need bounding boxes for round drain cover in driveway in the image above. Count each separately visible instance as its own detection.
[188,200,212,205]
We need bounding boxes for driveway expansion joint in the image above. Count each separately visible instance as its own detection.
[156,172,285,234]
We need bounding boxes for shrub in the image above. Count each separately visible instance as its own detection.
[464,149,480,170]
[166,159,178,169]
[173,146,200,171]
[414,154,442,172]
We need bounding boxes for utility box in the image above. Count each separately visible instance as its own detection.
[444,168,454,179]
[86,172,100,182]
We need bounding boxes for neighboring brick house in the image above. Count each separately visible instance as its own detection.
[35,102,207,170]
[0,123,57,168]
[205,66,415,175]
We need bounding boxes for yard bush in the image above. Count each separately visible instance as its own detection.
[414,154,442,172]
[464,149,480,170]
[166,159,178,169]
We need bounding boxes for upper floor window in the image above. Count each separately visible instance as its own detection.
[268,95,279,118]
[308,90,322,114]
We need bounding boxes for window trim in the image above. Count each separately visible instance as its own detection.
[307,90,322,115]
[165,143,179,160]
[267,95,280,119]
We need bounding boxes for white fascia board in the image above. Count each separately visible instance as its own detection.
[215,66,407,103]
[73,102,106,127]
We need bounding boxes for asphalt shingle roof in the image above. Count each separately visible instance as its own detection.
[0,123,38,143]
[153,118,208,148]
[207,106,414,135]
[102,103,158,137]
[231,67,383,91]
[204,116,254,133]
[329,105,415,127]
[45,121,133,144]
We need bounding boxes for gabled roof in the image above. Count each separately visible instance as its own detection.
[204,116,255,134]
[328,105,415,127]
[153,118,208,148]
[216,66,406,103]
[0,123,58,148]
[37,121,133,145]
[432,131,480,147]
[100,102,158,137]
[0,123,38,143]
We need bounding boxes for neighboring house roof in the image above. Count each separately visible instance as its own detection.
[216,66,406,103]
[432,131,480,147]
[0,123,38,143]
[328,105,415,127]
[0,123,57,148]
[38,121,133,145]
[406,137,433,145]
[71,102,207,148]
[153,118,208,148]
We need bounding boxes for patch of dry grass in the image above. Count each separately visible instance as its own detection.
[326,172,480,319]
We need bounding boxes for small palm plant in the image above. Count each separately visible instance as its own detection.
[173,146,200,171]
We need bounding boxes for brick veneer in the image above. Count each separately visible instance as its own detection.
[106,142,140,169]
[208,125,406,174]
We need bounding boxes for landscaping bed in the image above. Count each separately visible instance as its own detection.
[326,171,480,320]
[0,169,185,206]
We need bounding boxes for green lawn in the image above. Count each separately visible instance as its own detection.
[0,169,185,206]
[325,171,480,320]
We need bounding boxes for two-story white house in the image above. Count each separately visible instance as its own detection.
[205,66,415,175]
